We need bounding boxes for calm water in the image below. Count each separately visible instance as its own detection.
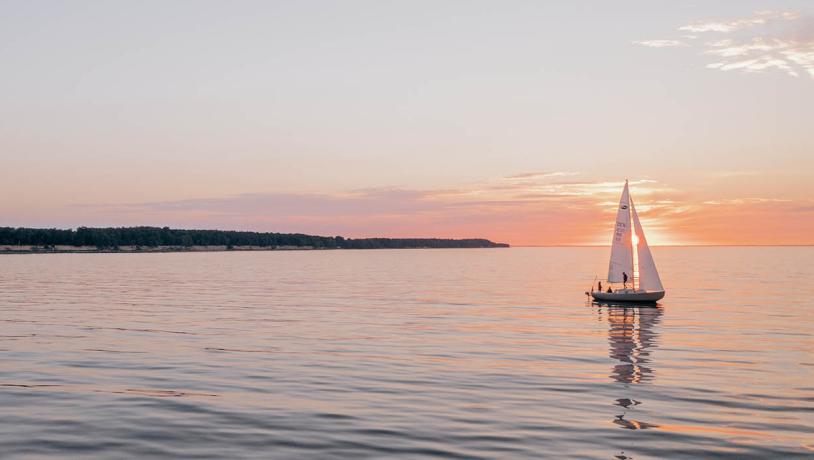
[1,247,812,459]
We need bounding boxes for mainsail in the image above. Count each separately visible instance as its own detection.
[607,181,633,283]
[630,197,664,292]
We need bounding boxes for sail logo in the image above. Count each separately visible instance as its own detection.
[620,205,628,209]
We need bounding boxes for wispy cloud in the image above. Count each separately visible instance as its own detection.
[635,10,814,79]
[483,175,666,201]
[633,39,687,48]
[70,176,685,245]
[702,197,791,205]
[705,37,814,78]
[705,170,764,178]
[66,174,814,246]
[503,171,578,180]
[678,10,798,33]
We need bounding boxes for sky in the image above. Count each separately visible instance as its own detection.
[1,0,813,245]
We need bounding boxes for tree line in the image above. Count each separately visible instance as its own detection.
[0,227,508,250]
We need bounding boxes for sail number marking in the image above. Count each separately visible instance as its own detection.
[614,222,626,242]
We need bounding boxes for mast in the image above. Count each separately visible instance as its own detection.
[631,181,636,291]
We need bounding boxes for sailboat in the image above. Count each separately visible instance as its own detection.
[590,180,665,303]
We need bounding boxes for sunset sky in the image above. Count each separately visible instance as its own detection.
[2,1,812,245]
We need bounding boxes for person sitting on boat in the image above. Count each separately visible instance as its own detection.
[623,272,628,288]
[597,281,602,292]
[607,286,612,293]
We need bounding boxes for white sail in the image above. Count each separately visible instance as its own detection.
[630,197,664,292]
[607,181,633,284]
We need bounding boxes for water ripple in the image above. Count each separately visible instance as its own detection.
[0,248,812,458]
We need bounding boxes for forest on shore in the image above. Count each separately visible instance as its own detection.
[0,226,509,250]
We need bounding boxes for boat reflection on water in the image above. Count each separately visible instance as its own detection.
[595,303,663,432]
[606,304,661,385]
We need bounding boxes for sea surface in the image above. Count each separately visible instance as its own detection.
[0,247,812,459]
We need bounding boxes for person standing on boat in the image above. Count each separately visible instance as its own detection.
[623,272,628,289]
[597,281,603,292]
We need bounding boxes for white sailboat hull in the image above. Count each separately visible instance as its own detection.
[591,289,665,303]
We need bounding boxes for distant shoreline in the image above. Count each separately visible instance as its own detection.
[0,226,509,252]
[0,244,510,255]
[1,245,313,255]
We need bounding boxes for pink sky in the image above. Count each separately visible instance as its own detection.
[7,173,813,246]
[1,3,813,245]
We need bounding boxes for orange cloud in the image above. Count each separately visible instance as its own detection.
[52,174,813,246]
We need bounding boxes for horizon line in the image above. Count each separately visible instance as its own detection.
[515,244,814,248]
